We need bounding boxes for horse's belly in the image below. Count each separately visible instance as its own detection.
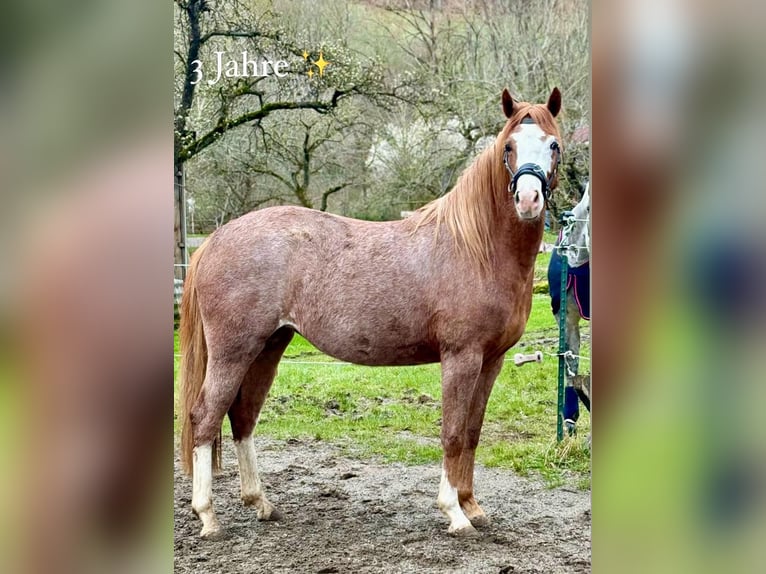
[331,347,439,367]
[299,330,439,367]
[292,308,438,366]
[288,261,438,365]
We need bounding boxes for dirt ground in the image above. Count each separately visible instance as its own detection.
[174,438,590,573]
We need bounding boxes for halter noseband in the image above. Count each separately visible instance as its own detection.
[503,118,561,204]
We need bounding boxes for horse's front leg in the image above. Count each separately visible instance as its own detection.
[457,354,505,528]
[438,350,483,536]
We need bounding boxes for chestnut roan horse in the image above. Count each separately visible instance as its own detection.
[180,88,563,539]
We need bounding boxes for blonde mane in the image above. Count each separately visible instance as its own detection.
[406,102,562,268]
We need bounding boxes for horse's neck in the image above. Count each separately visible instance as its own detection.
[494,209,545,279]
[478,151,544,275]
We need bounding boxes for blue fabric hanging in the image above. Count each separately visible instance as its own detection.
[548,247,590,320]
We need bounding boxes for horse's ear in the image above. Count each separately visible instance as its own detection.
[501,88,516,118]
[547,87,561,117]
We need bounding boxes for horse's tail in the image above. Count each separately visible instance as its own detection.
[179,239,222,475]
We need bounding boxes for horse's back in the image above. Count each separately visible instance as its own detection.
[195,206,441,365]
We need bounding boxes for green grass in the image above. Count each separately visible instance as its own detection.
[173,255,590,488]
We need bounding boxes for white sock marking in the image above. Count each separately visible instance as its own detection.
[192,444,220,535]
[192,445,212,512]
[235,436,263,501]
[437,466,472,532]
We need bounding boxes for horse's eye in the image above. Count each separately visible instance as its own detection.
[504,143,511,152]
[550,141,560,151]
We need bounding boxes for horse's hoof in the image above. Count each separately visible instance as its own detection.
[200,526,226,541]
[259,506,283,522]
[449,523,479,538]
[469,514,491,528]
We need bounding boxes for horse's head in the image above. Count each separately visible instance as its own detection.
[500,87,562,220]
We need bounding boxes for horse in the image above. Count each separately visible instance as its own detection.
[547,183,590,435]
[179,87,564,539]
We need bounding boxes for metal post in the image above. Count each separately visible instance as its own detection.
[174,165,188,282]
[557,245,569,442]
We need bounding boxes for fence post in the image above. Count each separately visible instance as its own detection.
[556,238,569,442]
[174,164,188,282]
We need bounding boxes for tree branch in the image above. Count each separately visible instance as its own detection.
[200,30,273,44]
[320,182,352,212]
[247,167,292,190]
[178,100,337,163]
[301,130,311,191]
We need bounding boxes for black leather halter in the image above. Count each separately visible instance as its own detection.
[503,118,561,204]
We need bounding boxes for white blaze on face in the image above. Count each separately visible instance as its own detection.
[510,122,557,219]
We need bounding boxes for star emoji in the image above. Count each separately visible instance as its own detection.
[313,51,329,77]
[302,50,309,60]
[307,67,314,78]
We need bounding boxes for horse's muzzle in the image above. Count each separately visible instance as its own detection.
[515,188,543,219]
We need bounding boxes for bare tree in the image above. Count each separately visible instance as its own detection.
[173,0,395,274]
[243,115,359,211]
[175,0,589,239]
[373,0,589,215]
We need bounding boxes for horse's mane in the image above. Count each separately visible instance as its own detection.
[405,102,562,269]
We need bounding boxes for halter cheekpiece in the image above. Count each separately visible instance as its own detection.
[503,117,561,204]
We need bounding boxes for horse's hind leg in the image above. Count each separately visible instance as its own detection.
[191,351,255,540]
[457,355,505,528]
[228,327,294,521]
[438,350,483,536]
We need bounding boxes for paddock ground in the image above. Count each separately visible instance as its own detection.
[174,437,590,573]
